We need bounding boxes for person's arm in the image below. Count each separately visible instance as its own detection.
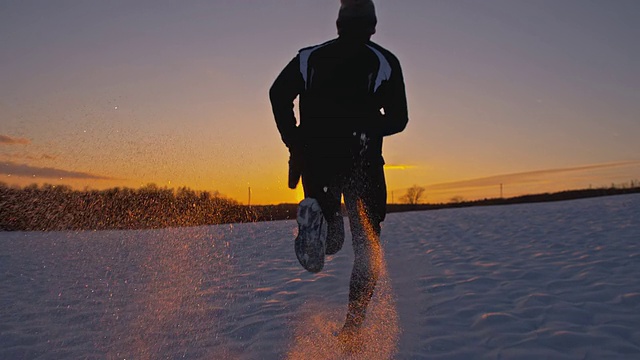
[378,54,409,137]
[269,55,304,148]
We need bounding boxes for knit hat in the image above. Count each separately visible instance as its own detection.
[337,0,377,36]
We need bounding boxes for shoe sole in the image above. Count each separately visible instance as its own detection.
[295,198,327,273]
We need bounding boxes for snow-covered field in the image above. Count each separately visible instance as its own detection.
[1,194,639,359]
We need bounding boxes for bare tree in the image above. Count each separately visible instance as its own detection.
[402,185,426,205]
[449,196,465,204]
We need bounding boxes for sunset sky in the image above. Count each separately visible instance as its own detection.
[1,0,639,204]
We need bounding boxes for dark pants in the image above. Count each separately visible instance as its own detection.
[302,158,387,328]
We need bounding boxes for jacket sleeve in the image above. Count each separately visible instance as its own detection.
[378,54,409,137]
[269,55,304,148]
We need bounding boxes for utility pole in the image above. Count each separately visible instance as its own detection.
[500,183,503,198]
[248,187,251,207]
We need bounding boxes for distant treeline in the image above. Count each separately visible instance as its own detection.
[386,186,640,213]
[257,186,640,220]
[0,183,254,231]
[1,183,639,231]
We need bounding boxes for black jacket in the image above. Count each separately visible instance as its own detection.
[270,37,408,164]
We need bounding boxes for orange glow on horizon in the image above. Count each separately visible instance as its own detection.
[2,160,639,205]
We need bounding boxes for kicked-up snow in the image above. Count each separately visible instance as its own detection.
[1,194,639,359]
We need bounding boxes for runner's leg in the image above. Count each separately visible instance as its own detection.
[301,160,345,255]
[342,163,386,331]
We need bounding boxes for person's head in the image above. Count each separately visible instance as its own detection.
[336,0,377,40]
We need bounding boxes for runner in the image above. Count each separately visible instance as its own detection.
[269,0,409,342]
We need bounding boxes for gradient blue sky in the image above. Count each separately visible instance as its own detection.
[1,0,639,203]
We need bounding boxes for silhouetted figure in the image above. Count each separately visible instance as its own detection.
[270,0,408,344]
